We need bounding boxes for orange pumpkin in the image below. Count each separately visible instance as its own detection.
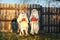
[31,17,37,21]
[22,18,26,21]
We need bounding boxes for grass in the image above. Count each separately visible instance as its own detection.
[0,32,60,40]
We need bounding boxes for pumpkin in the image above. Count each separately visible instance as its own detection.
[31,17,37,21]
[22,18,26,21]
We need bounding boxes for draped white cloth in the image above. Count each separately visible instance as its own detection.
[29,9,39,35]
[17,11,29,36]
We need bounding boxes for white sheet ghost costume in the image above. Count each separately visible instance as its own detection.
[17,11,29,36]
[29,9,39,35]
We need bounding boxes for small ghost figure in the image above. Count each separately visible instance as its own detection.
[17,11,29,36]
[29,9,39,35]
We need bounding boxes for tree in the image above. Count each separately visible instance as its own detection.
[19,0,29,4]
[55,0,60,1]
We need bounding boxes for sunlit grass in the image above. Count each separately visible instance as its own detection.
[0,32,60,40]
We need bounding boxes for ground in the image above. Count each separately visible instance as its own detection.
[0,32,60,40]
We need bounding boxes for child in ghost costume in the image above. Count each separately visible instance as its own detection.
[17,11,29,36]
[29,9,39,35]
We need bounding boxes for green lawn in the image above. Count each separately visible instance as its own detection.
[0,32,60,40]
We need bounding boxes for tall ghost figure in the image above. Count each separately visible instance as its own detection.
[17,11,29,36]
[30,9,39,35]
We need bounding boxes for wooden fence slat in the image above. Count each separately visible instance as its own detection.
[0,21,12,32]
[0,3,3,8]
[4,4,6,8]
[6,4,9,8]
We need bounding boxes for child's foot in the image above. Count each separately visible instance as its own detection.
[25,34,29,36]
[30,32,34,35]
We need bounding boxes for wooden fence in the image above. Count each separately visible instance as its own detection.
[41,7,60,33]
[0,3,60,33]
[0,4,28,32]
[0,4,41,32]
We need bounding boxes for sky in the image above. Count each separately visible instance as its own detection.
[0,0,60,7]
